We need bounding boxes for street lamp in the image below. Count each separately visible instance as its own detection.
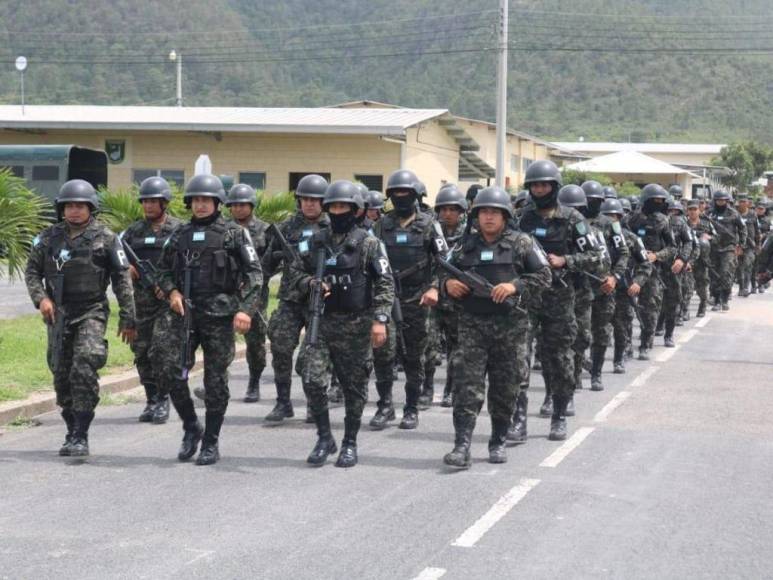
[168,50,182,107]
[15,56,27,115]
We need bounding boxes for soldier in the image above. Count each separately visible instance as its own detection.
[25,179,136,457]
[366,190,385,223]
[685,199,716,318]
[513,190,530,219]
[669,184,684,202]
[121,177,181,423]
[626,185,676,360]
[441,187,550,468]
[518,161,606,441]
[371,169,448,430]
[736,194,759,297]
[289,180,394,467]
[225,183,270,402]
[156,174,262,466]
[581,180,628,391]
[263,175,331,423]
[706,190,746,311]
[600,198,651,374]
[657,199,694,346]
[353,182,375,232]
[755,200,771,293]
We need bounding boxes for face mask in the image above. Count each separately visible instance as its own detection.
[642,199,662,215]
[329,211,357,234]
[392,194,416,216]
[714,203,727,213]
[532,190,557,210]
[586,198,603,219]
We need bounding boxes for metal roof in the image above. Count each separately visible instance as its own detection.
[554,142,725,155]
[0,144,78,161]
[0,105,448,136]
[566,150,698,175]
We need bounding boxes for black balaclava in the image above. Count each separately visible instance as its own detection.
[329,209,357,234]
[392,193,417,217]
[531,184,558,210]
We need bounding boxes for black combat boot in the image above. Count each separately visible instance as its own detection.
[663,317,676,347]
[307,410,337,466]
[196,412,224,466]
[59,408,75,456]
[565,394,575,417]
[418,366,435,410]
[590,346,606,391]
[399,385,420,430]
[369,381,395,430]
[507,391,528,444]
[139,383,158,422]
[696,299,706,318]
[443,414,474,469]
[265,383,294,422]
[70,411,94,457]
[152,395,170,424]
[488,418,510,464]
[711,293,721,312]
[613,342,626,374]
[173,397,202,461]
[548,396,568,441]
[638,335,650,361]
[655,310,665,336]
[335,416,360,468]
[721,290,730,312]
[441,377,453,408]
[573,353,584,390]
[244,375,261,403]
[539,386,553,417]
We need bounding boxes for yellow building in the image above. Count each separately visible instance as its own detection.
[0,102,572,201]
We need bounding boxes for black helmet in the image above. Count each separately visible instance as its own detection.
[227,183,258,207]
[57,179,99,211]
[184,174,226,204]
[138,176,172,202]
[466,183,484,206]
[581,180,605,200]
[640,183,668,203]
[601,198,624,216]
[386,169,421,197]
[524,160,563,187]
[415,181,427,198]
[602,186,618,199]
[668,184,683,198]
[367,190,384,210]
[471,186,513,218]
[668,200,684,213]
[620,197,632,213]
[515,189,530,208]
[354,182,369,208]
[435,184,467,211]
[756,199,769,209]
[323,180,359,209]
[296,174,328,198]
[686,199,701,209]
[630,196,640,211]
[713,189,731,201]
[558,184,587,208]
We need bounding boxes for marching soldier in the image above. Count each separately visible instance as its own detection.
[706,190,746,311]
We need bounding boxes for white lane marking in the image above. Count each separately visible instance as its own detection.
[629,365,660,387]
[451,478,541,548]
[695,315,712,328]
[678,329,699,344]
[413,567,447,580]
[540,427,596,468]
[655,345,680,362]
[593,391,632,423]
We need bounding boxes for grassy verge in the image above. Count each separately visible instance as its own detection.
[0,284,279,403]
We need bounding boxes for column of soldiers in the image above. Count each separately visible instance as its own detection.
[24,166,772,470]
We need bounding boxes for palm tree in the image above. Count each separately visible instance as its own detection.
[254,191,296,224]
[98,184,190,233]
[0,169,53,280]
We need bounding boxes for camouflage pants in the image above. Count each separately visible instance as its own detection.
[612,289,634,355]
[680,269,696,314]
[737,248,756,292]
[373,301,429,410]
[452,311,529,424]
[154,310,235,414]
[267,300,306,387]
[301,312,372,419]
[572,284,593,381]
[533,285,577,399]
[245,305,268,380]
[591,292,615,349]
[661,267,682,327]
[131,304,167,399]
[693,260,710,302]
[436,308,460,393]
[49,313,108,413]
[710,250,737,296]
[423,308,441,382]
[638,270,663,349]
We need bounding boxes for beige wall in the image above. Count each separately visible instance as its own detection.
[404,121,459,200]
[0,129,403,193]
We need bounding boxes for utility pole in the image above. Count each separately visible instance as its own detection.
[495,0,508,188]
[15,56,27,115]
[169,50,183,106]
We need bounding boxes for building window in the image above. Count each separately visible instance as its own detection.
[510,155,520,172]
[289,172,331,192]
[32,165,60,181]
[133,169,185,187]
[522,158,533,173]
[1,165,24,178]
[354,174,383,192]
[239,172,266,191]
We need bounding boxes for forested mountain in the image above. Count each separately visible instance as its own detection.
[1,0,772,143]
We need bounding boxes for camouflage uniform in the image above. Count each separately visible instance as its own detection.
[121,215,182,418]
[658,214,694,341]
[612,228,651,369]
[686,214,715,314]
[625,209,676,356]
[262,211,330,419]
[25,218,135,451]
[756,212,771,291]
[707,204,746,307]
[736,209,759,295]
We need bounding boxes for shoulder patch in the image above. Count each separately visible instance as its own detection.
[612,221,622,234]
[32,234,41,247]
[576,221,588,235]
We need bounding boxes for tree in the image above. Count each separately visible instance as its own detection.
[712,143,754,191]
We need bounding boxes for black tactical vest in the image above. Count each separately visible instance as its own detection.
[176,222,239,296]
[630,214,665,252]
[323,229,372,313]
[519,211,569,256]
[456,239,518,315]
[125,230,167,263]
[44,228,107,304]
[381,214,431,287]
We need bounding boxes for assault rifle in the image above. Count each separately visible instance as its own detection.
[179,249,196,380]
[49,249,71,373]
[436,257,527,314]
[391,257,431,357]
[268,223,300,266]
[120,237,160,290]
[304,241,327,384]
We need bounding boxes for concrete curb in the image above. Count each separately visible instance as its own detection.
[0,344,248,426]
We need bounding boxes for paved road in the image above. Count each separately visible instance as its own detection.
[1,292,771,579]
[0,274,37,319]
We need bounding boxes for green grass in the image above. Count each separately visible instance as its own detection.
[0,284,280,403]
